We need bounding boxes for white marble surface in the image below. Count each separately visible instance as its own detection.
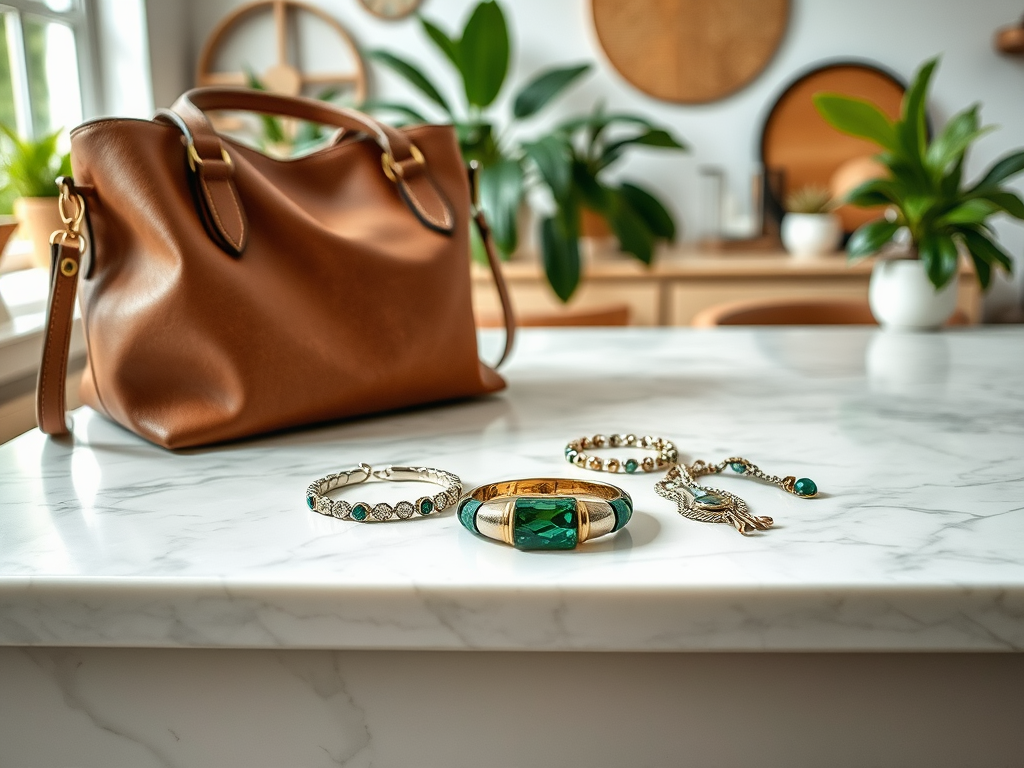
[4,647,1023,768]
[2,328,1024,651]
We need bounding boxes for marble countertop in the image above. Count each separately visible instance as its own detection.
[2,328,1023,652]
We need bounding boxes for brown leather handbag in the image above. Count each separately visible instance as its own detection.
[36,88,515,449]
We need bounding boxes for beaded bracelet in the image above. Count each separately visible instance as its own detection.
[564,433,678,474]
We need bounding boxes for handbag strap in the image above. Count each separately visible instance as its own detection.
[36,238,83,436]
[157,87,456,254]
[474,208,516,369]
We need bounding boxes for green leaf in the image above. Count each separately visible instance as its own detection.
[513,63,590,119]
[968,250,992,289]
[0,123,67,197]
[896,57,938,164]
[459,1,509,108]
[607,186,656,264]
[919,231,959,290]
[522,135,572,200]
[618,182,676,240]
[479,158,524,256]
[369,50,452,115]
[960,227,1014,273]
[938,198,997,226]
[813,93,897,151]
[925,105,992,175]
[420,17,461,71]
[969,150,1024,192]
[940,155,964,199]
[600,129,686,166]
[844,178,899,207]
[315,86,341,102]
[540,210,581,302]
[972,190,1024,220]
[900,193,940,228]
[570,159,610,212]
[360,100,430,124]
[847,219,900,260]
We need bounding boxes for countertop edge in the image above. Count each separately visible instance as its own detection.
[3,581,1022,652]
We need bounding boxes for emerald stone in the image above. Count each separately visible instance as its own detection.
[565,447,578,461]
[693,491,727,508]
[609,496,633,532]
[624,459,639,474]
[306,496,315,510]
[419,498,435,515]
[729,462,747,473]
[794,478,817,497]
[513,496,578,551]
[351,504,368,521]
[458,498,481,533]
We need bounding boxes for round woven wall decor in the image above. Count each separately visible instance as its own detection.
[591,0,790,104]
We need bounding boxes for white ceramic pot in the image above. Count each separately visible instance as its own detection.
[781,213,841,258]
[868,258,958,331]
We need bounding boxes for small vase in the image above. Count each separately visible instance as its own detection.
[868,258,958,331]
[14,197,63,270]
[781,212,841,258]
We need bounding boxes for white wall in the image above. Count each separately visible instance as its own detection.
[176,0,1024,314]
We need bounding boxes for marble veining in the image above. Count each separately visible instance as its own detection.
[2,328,1024,651]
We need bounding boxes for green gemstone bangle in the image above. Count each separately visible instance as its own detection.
[306,463,461,522]
[565,433,678,474]
[457,478,633,551]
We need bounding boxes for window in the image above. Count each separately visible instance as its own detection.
[0,0,90,140]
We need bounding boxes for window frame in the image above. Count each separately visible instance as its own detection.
[0,0,96,137]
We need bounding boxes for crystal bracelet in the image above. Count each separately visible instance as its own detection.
[306,463,462,522]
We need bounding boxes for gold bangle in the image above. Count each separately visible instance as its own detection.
[565,433,678,474]
[457,478,632,551]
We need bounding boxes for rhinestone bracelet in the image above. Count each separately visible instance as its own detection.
[306,463,461,522]
[565,433,678,474]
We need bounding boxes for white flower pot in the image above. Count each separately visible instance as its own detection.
[868,258,958,331]
[781,213,841,258]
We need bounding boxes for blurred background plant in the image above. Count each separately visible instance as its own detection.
[245,69,343,157]
[784,185,834,214]
[366,0,686,300]
[814,57,1024,291]
[0,123,70,212]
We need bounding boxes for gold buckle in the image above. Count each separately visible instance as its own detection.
[381,144,424,183]
[50,180,88,256]
[187,143,234,173]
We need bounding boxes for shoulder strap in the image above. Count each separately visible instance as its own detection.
[472,208,516,369]
[36,239,82,436]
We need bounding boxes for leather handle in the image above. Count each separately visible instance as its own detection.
[159,87,455,254]
[177,88,410,157]
[37,239,83,437]
[473,210,516,369]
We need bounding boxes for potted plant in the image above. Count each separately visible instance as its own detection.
[365,0,686,300]
[814,57,1024,330]
[0,124,71,270]
[781,185,841,258]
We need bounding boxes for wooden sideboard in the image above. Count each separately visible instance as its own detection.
[472,249,982,326]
